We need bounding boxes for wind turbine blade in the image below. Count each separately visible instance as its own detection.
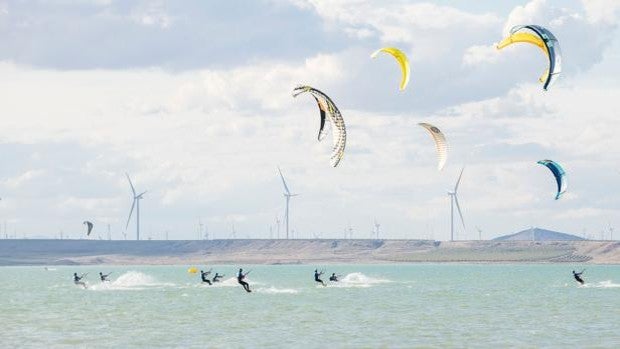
[454,195,465,229]
[125,199,136,229]
[290,193,300,197]
[126,173,136,196]
[277,167,291,195]
[137,190,147,198]
[454,167,465,192]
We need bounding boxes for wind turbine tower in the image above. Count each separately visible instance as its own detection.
[278,167,299,239]
[447,167,466,241]
[125,173,147,241]
[230,223,236,239]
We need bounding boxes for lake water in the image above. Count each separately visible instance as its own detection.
[1,264,619,348]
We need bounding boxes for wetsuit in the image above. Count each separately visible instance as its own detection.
[573,270,585,285]
[73,273,86,288]
[329,273,338,282]
[201,271,212,285]
[212,273,224,283]
[237,269,251,292]
[315,270,326,286]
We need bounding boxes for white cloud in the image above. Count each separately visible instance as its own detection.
[2,169,46,189]
[130,1,173,29]
[580,0,620,24]
[462,44,500,66]
[1,1,619,240]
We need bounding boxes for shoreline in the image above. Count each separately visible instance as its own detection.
[1,239,618,266]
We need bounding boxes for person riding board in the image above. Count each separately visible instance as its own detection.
[73,273,87,289]
[212,272,224,283]
[99,272,112,282]
[201,270,212,285]
[573,269,585,285]
[329,273,339,282]
[314,269,326,286]
[237,268,251,292]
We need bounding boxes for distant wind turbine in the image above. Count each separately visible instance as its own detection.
[448,167,465,241]
[278,167,299,240]
[230,223,236,239]
[475,226,483,241]
[125,173,147,241]
[373,219,381,239]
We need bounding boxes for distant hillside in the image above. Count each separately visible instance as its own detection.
[493,227,584,241]
[1,238,618,265]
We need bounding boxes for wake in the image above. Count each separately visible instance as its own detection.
[329,272,391,288]
[256,286,299,294]
[582,280,620,288]
[89,271,174,291]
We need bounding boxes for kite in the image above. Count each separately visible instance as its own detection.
[419,123,448,171]
[370,47,410,91]
[497,25,562,90]
[292,85,347,167]
[537,159,567,200]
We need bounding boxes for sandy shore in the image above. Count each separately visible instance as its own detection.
[0,239,618,266]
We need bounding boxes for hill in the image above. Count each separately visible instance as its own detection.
[0,239,618,265]
[493,227,584,241]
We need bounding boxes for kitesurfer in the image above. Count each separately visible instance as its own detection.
[99,272,112,282]
[329,273,339,282]
[314,269,326,286]
[212,273,224,283]
[201,270,212,285]
[237,268,251,292]
[573,269,585,285]
[73,273,87,288]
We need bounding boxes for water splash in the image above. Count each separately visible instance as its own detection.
[89,271,174,291]
[331,272,391,288]
[210,277,243,287]
[256,286,299,294]
[582,280,620,288]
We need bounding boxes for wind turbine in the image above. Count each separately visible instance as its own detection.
[230,223,236,239]
[475,226,483,241]
[278,167,299,239]
[447,167,465,241]
[125,173,147,241]
[373,219,381,239]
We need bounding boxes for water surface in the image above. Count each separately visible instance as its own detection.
[1,264,618,348]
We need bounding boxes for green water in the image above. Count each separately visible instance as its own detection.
[1,264,619,348]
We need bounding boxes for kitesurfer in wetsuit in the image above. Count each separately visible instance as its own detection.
[73,273,87,288]
[99,272,112,282]
[237,268,251,292]
[573,269,585,285]
[329,273,338,282]
[212,273,224,283]
[201,270,212,285]
[314,269,326,286]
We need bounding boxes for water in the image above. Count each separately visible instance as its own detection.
[1,264,619,348]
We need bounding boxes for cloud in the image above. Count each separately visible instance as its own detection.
[0,0,347,70]
[462,44,501,66]
[1,1,619,240]
[2,169,46,189]
[130,1,173,28]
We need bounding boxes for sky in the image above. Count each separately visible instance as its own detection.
[0,0,619,241]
